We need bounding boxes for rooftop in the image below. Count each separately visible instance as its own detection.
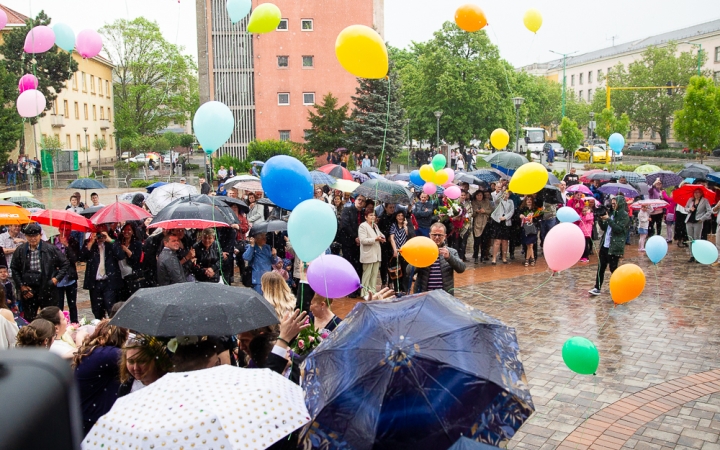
[0,4,29,26]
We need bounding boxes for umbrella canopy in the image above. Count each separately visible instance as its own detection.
[334,147,348,153]
[0,190,33,199]
[385,173,410,181]
[635,182,650,197]
[84,366,309,450]
[309,170,338,185]
[318,164,353,180]
[468,170,502,183]
[251,219,287,235]
[353,179,413,205]
[31,209,94,232]
[449,437,501,450]
[634,164,662,175]
[256,196,277,207]
[539,185,563,204]
[455,172,488,186]
[7,196,45,209]
[250,160,265,166]
[214,196,250,214]
[368,172,385,180]
[612,171,644,184]
[148,201,231,229]
[546,172,561,185]
[302,290,534,449]
[579,169,606,183]
[91,201,152,225]
[678,167,709,180]
[145,183,199,215]
[330,179,360,193]
[167,195,240,226]
[672,184,716,206]
[109,282,279,336]
[598,183,639,198]
[230,180,264,192]
[350,170,370,183]
[586,172,614,182]
[0,203,32,225]
[707,172,720,184]
[67,178,107,190]
[684,162,714,172]
[358,166,379,174]
[118,191,147,203]
[484,152,528,171]
[566,184,593,195]
[145,181,167,193]
[408,182,445,195]
[630,199,669,210]
[78,205,103,218]
[645,171,683,188]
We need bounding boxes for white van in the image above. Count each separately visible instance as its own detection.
[516,127,549,155]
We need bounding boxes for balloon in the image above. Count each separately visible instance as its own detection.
[562,337,600,375]
[53,23,75,52]
[645,235,668,264]
[508,162,548,195]
[490,128,510,149]
[609,264,646,305]
[307,255,361,299]
[18,74,38,94]
[692,240,719,265]
[445,185,461,200]
[443,168,455,183]
[24,26,55,54]
[431,154,447,171]
[557,206,581,223]
[409,170,424,187]
[335,25,388,79]
[543,222,584,272]
[400,236,439,268]
[288,200,338,262]
[523,9,542,33]
[75,29,102,59]
[442,182,453,189]
[193,101,234,153]
[246,3,282,34]
[226,0,252,23]
[419,164,435,182]
[433,170,449,186]
[261,155,313,210]
[454,4,488,32]
[608,133,625,154]
[422,182,437,196]
[0,9,7,31]
[16,89,47,118]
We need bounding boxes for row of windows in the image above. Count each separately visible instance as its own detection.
[55,99,112,122]
[278,92,315,105]
[43,133,114,151]
[70,72,111,97]
[715,46,720,63]
[577,89,593,102]
[276,18,313,31]
[277,55,314,68]
[570,68,607,87]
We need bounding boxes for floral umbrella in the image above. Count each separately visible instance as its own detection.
[353,179,412,205]
[634,164,662,175]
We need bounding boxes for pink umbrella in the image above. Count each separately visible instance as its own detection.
[566,184,593,195]
[630,199,669,210]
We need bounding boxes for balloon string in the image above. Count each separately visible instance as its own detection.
[147,0,182,126]
[487,25,514,96]
[654,263,660,302]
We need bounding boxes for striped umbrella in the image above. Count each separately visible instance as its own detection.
[612,171,644,184]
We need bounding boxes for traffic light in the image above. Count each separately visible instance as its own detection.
[666,81,673,96]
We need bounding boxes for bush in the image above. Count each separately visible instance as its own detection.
[131,179,155,188]
[552,169,567,181]
[623,149,696,159]
[114,161,141,171]
[213,155,249,174]
[246,139,315,170]
[185,163,199,170]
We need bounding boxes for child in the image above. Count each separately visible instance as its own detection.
[0,266,17,314]
[661,190,676,243]
[579,205,594,263]
[271,256,289,281]
[638,204,651,251]
[283,258,295,290]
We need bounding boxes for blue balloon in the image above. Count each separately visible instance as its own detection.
[261,155,313,210]
[193,101,234,153]
[557,206,580,223]
[288,199,337,262]
[226,0,252,23]
[692,240,719,265]
[53,23,75,52]
[645,235,668,264]
[608,133,625,154]
[409,170,424,186]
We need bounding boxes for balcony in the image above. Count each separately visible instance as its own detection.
[99,119,110,130]
[50,114,65,128]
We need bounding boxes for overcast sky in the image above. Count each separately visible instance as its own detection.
[4,0,720,67]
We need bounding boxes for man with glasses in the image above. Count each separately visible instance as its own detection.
[413,223,465,294]
[340,195,366,297]
[589,196,629,296]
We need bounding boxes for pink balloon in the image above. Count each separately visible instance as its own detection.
[18,74,38,93]
[423,182,437,195]
[76,29,103,59]
[445,185,461,200]
[24,26,56,54]
[0,9,8,31]
[306,254,361,298]
[444,168,455,183]
[442,182,453,188]
[543,222,584,272]
[16,89,47,118]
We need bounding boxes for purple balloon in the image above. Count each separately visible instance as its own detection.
[18,74,38,94]
[24,25,56,54]
[76,29,103,59]
[306,255,361,299]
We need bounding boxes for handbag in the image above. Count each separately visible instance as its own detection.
[118,259,134,279]
[388,257,402,280]
[522,222,537,235]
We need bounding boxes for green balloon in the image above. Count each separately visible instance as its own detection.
[431,154,446,171]
[562,336,599,375]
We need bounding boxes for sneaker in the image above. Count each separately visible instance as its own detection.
[579,258,589,263]
[588,288,601,296]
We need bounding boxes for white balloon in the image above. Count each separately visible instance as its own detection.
[16,89,47,118]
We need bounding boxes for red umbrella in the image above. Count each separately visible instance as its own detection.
[579,169,605,183]
[91,201,152,225]
[672,184,716,207]
[31,209,95,232]
[318,164,353,180]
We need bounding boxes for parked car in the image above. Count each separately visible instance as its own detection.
[121,151,132,160]
[574,146,619,164]
[713,148,720,157]
[128,152,161,164]
[627,142,656,151]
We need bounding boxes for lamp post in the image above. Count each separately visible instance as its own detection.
[512,97,524,153]
[83,127,89,176]
[549,50,577,119]
[434,110,444,166]
[588,111,595,141]
[405,118,411,169]
[682,41,702,76]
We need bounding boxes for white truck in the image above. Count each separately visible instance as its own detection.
[516,127,549,156]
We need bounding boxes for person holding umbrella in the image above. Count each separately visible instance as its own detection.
[589,196,629,296]
[358,210,385,297]
[685,188,712,262]
[157,233,192,286]
[115,223,144,300]
[80,225,125,319]
[53,222,81,323]
[243,230,276,294]
[192,228,221,283]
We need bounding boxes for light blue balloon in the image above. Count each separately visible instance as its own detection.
[557,206,580,223]
[692,240,719,265]
[226,0,251,24]
[193,101,234,153]
[608,133,625,154]
[645,235,668,264]
[261,155,314,210]
[288,199,337,262]
[53,23,75,52]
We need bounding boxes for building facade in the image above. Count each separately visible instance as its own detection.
[196,0,384,159]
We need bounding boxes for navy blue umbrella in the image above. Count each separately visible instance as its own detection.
[468,170,502,183]
[449,437,500,450]
[146,181,168,193]
[67,178,107,190]
[302,290,534,450]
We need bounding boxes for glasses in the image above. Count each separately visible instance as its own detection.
[430,233,445,238]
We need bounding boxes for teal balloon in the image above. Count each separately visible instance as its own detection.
[692,239,719,265]
[645,235,668,264]
[608,133,625,154]
[287,199,337,262]
[53,23,75,52]
[431,154,446,171]
[226,0,251,24]
[193,101,234,153]
[562,336,599,375]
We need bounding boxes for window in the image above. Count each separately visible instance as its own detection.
[74,102,79,119]
[72,73,78,90]
[102,133,106,145]
[52,99,58,114]
[278,93,290,105]
[277,19,288,31]
[105,80,110,97]
[304,130,311,140]
[638,130,644,139]
[626,130,632,139]
[651,129,656,139]
[92,105,97,120]
[100,106,104,120]
[66,134,71,149]
[301,19,313,31]
[277,56,289,68]
[570,74,575,86]
[607,67,612,76]
[98,78,103,96]
[588,89,592,101]
[84,103,88,120]
[597,69,603,82]
[109,138,113,150]
[63,100,69,118]
[715,46,720,63]
[279,130,290,141]
[81,72,87,92]
[579,73,584,85]
[108,107,112,121]
[714,71,720,83]
[302,56,314,67]
[588,71,593,84]
[76,134,81,148]
[303,93,315,105]
[579,90,583,101]
[90,75,96,94]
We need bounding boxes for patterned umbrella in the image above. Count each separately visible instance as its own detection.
[224,175,261,191]
[612,171,644,184]
[318,164,353,180]
[353,179,413,204]
[386,173,411,181]
[634,164,662,174]
[630,199,669,210]
[368,172,385,180]
[645,171,683,188]
[408,182,445,195]
[598,183,639,198]
[309,170,338,185]
[350,170,369,183]
[455,172,488,187]
[468,170,501,183]
[7,196,45,209]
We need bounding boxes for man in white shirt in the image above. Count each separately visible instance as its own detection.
[0,225,26,272]
[90,192,104,207]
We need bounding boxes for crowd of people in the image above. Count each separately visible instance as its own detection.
[3,156,41,186]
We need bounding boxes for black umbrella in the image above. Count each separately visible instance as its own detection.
[353,179,413,205]
[684,162,713,172]
[385,173,410,181]
[449,437,500,450]
[257,197,276,207]
[109,283,279,336]
[148,201,232,229]
[455,172,488,187]
[539,185,563,204]
[250,219,286,235]
[78,205,103,218]
[358,166,379,174]
[214,196,250,214]
[166,195,239,225]
[546,172,561,185]
[678,167,709,180]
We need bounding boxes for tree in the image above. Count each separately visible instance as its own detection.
[163,132,180,149]
[304,93,349,157]
[0,62,23,163]
[674,76,720,163]
[557,117,584,162]
[595,107,631,141]
[179,134,195,151]
[92,137,107,172]
[100,17,198,139]
[246,139,314,170]
[40,135,63,187]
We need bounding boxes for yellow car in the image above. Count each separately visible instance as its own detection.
[574,146,613,164]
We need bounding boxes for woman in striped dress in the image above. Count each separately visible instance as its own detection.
[389,210,415,294]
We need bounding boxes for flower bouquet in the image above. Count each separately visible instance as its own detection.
[291,326,329,356]
[435,197,470,235]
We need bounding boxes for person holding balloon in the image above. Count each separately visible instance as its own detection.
[685,189,712,263]
[589,196,629,296]
[358,211,385,297]
[413,223,465,294]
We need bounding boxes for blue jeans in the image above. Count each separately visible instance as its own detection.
[416,227,430,237]
[6,172,16,186]
[540,218,557,245]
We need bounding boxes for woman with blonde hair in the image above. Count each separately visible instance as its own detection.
[261,271,296,319]
[118,335,172,397]
[15,319,54,348]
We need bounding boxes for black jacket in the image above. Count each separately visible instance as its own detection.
[114,239,143,276]
[141,233,165,284]
[157,247,187,286]
[191,242,221,282]
[80,241,125,290]
[11,241,70,294]
[413,247,466,294]
[53,236,80,281]
[339,205,364,245]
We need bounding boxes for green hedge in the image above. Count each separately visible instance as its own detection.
[131,179,155,188]
[623,149,699,159]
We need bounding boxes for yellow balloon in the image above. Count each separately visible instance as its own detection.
[433,170,449,186]
[419,164,435,182]
[400,237,439,268]
[490,128,510,149]
[246,3,282,34]
[508,162,549,195]
[335,25,388,79]
[523,9,542,33]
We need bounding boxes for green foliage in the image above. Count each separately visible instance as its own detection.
[585,162,720,172]
[622,149,695,159]
[525,149,532,162]
[131,179,156,188]
[304,93,349,157]
[552,169,567,181]
[163,132,181,149]
[595,107,631,141]
[179,134,195,149]
[673,76,720,163]
[557,117,584,160]
[0,63,23,163]
[246,140,314,170]
[92,138,108,153]
[114,160,141,170]
[213,154,249,174]
[185,163,199,170]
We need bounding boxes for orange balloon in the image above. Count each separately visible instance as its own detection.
[455,4,488,32]
[400,236,439,268]
[609,264,646,305]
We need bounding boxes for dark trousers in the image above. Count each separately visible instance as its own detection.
[582,237,593,259]
[90,280,118,320]
[21,288,56,322]
[594,246,620,290]
[57,283,78,324]
[389,255,409,294]
[540,218,557,246]
[675,212,688,243]
[472,230,492,260]
[648,213,663,237]
[459,230,470,260]
[341,242,362,296]
[379,244,393,286]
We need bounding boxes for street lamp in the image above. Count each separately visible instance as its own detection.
[434,110,444,166]
[512,97,524,153]
[588,111,595,141]
[83,127,89,176]
[549,50,577,119]
[682,41,702,77]
[405,118,411,169]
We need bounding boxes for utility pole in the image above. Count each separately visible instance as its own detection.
[549,50,577,119]
[434,110,443,166]
[683,41,702,77]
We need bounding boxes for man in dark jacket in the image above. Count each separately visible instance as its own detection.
[589,195,629,296]
[199,177,212,195]
[339,195,366,297]
[80,227,125,319]
[157,234,191,286]
[11,223,70,321]
[413,223,466,294]
[54,222,81,323]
